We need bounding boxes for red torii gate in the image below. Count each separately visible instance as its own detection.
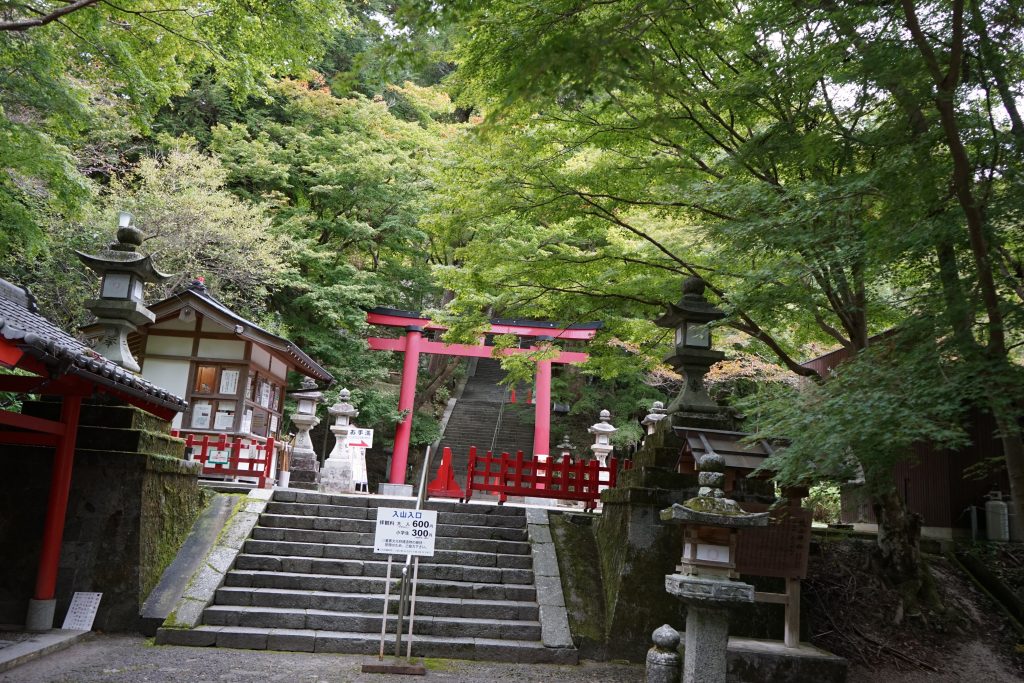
[366,308,601,485]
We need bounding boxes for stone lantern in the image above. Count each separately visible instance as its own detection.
[653,276,727,418]
[588,409,617,467]
[555,435,580,509]
[556,435,574,464]
[641,400,668,438]
[286,377,323,490]
[76,211,172,372]
[320,389,359,494]
[658,442,768,683]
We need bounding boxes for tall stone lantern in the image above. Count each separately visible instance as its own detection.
[658,445,768,683]
[76,211,172,372]
[320,389,359,494]
[286,377,323,490]
[654,276,727,421]
[588,409,617,467]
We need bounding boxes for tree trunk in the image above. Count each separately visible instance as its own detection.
[413,358,461,413]
[869,485,932,617]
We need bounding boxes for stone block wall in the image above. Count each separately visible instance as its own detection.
[0,397,205,631]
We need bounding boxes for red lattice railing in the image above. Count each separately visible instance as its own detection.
[457,446,625,511]
[171,431,275,488]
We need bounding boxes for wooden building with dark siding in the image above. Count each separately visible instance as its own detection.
[803,344,1015,539]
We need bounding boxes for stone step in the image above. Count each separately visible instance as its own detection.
[249,526,531,555]
[233,554,535,585]
[276,490,520,516]
[202,604,542,640]
[224,570,538,602]
[263,502,527,529]
[213,587,540,621]
[257,514,529,542]
[241,539,535,569]
[156,625,577,664]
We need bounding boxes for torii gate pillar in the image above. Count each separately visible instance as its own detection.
[390,326,422,484]
[533,337,554,457]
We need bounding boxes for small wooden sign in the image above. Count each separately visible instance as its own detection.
[62,592,102,631]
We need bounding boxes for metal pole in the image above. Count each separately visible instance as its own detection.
[378,555,393,660]
[394,557,411,657]
[416,446,432,510]
[406,557,421,660]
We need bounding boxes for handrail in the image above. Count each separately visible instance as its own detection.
[490,385,509,453]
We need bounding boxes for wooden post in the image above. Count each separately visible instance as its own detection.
[784,577,800,647]
[28,395,82,630]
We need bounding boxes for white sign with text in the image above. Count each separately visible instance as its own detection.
[372,507,437,557]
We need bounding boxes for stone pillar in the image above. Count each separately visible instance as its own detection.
[646,624,682,683]
[682,607,730,683]
[320,389,359,494]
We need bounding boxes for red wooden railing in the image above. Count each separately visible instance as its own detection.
[450,446,625,511]
[171,431,275,488]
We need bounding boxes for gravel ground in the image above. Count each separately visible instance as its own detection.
[0,635,644,683]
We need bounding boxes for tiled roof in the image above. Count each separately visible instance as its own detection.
[0,278,187,413]
[149,280,333,383]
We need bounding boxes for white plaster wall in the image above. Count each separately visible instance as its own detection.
[197,339,246,360]
[141,358,190,429]
[270,356,288,379]
[146,335,192,356]
[251,346,271,370]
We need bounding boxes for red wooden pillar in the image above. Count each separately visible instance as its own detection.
[390,327,423,484]
[533,336,553,457]
[27,394,82,630]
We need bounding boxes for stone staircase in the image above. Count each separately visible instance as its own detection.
[438,359,536,487]
[157,490,576,663]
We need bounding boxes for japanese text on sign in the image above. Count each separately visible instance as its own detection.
[372,507,437,557]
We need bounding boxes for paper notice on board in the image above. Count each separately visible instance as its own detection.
[191,403,211,429]
[219,369,239,395]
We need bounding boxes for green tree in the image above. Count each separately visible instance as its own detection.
[413,0,1024,603]
[207,76,459,447]
[0,0,345,255]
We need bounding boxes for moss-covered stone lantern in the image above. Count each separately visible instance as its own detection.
[286,376,324,489]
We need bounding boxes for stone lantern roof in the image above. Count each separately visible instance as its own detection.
[588,409,617,438]
[328,389,359,420]
[653,276,727,330]
[74,214,173,283]
[288,376,324,403]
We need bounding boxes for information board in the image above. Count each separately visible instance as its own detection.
[372,507,438,557]
[62,592,102,631]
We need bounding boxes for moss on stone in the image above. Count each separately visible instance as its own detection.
[139,459,209,603]
[682,496,747,515]
[550,513,606,650]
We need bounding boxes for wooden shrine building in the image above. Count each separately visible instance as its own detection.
[130,279,333,482]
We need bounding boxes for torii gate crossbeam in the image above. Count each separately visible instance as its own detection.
[366,308,601,485]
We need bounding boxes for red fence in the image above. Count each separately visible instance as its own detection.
[440,446,625,511]
[171,431,275,488]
